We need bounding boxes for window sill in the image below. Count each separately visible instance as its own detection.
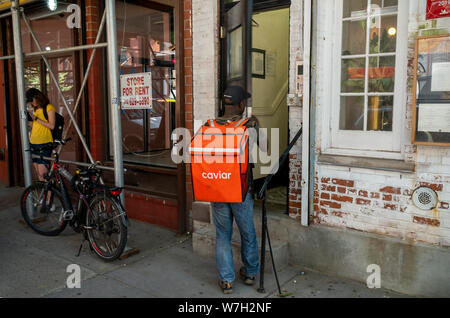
[317,154,415,174]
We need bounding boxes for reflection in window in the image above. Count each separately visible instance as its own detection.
[116,1,176,168]
[24,63,42,91]
[229,26,243,80]
[21,4,75,53]
[46,56,77,161]
[340,0,398,132]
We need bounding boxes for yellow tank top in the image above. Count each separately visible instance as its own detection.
[30,104,55,145]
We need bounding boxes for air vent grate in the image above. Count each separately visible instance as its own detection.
[412,187,438,210]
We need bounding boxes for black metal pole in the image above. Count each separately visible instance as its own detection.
[266,215,282,295]
[256,126,303,295]
[257,189,267,293]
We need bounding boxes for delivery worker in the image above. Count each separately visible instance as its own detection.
[26,88,56,181]
[208,85,261,294]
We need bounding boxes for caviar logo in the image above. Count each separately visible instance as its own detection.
[202,172,232,180]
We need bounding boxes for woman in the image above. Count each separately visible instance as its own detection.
[26,88,56,181]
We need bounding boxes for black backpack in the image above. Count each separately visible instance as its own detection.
[42,104,65,141]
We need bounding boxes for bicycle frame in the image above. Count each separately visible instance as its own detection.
[24,139,128,261]
[44,161,74,216]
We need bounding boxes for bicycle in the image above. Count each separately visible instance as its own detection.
[20,139,128,262]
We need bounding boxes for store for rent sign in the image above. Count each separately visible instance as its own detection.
[120,72,153,109]
[427,0,450,19]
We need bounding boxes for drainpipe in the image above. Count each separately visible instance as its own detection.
[301,0,312,227]
[10,0,32,187]
[308,0,318,224]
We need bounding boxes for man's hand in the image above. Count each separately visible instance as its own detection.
[28,110,36,121]
[249,115,260,127]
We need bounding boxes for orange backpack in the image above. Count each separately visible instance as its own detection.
[189,118,250,203]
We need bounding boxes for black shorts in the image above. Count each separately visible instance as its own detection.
[30,143,53,165]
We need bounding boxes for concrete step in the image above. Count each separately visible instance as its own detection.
[192,223,289,274]
[252,202,290,242]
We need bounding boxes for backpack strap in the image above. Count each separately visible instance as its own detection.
[42,104,49,122]
[235,117,249,127]
[208,119,215,127]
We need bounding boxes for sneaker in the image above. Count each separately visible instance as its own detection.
[218,280,233,294]
[239,267,256,286]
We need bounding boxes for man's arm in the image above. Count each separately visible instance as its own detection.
[248,115,268,153]
[35,110,56,130]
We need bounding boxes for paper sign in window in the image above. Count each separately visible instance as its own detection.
[418,103,450,133]
[431,62,450,92]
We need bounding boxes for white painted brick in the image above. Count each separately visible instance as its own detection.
[192,0,219,122]
[438,190,450,201]
[440,214,450,230]
[414,231,441,246]
[295,0,450,247]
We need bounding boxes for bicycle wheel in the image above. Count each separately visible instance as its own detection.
[86,192,128,261]
[21,183,67,236]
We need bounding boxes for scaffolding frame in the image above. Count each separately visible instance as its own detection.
[2,0,124,202]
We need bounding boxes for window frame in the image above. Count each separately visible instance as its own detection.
[320,0,409,160]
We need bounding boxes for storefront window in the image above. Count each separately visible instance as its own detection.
[340,0,398,132]
[21,2,75,54]
[22,5,78,162]
[116,0,176,169]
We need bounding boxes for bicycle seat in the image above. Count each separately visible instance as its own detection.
[78,168,100,178]
[54,138,71,146]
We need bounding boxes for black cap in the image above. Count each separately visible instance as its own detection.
[223,85,251,105]
[26,88,41,103]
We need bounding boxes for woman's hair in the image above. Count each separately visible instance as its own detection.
[26,88,49,109]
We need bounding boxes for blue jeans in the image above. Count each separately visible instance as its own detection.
[211,193,260,283]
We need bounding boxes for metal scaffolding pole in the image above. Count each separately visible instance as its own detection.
[0,11,11,19]
[0,44,108,61]
[0,54,14,61]
[10,0,32,187]
[0,43,108,60]
[105,0,124,204]
[24,43,108,58]
[4,0,124,200]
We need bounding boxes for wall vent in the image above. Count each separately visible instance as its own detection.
[412,187,438,210]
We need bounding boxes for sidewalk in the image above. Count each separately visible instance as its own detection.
[0,186,408,298]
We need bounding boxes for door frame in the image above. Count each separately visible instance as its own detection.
[219,0,253,116]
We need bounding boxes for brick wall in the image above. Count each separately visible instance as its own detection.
[312,166,450,245]
[288,0,303,220]
[288,1,450,247]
